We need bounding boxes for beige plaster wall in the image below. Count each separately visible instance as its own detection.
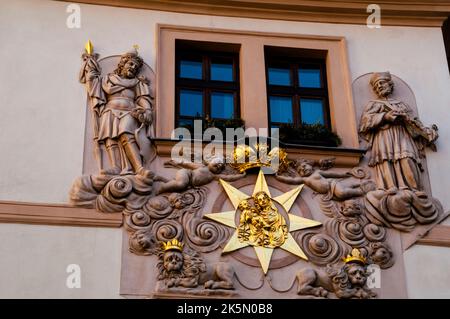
[0,223,122,298]
[404,244,450,298]
[0,0,449,298]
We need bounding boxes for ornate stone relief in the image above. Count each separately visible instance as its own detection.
[70,42,156,211]
[70,52,446,298]
[125,187,230,256]
[296,249,377,299]
[359,72,441,232]
[154,239,236,296]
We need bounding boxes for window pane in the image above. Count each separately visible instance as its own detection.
[177,118,194,136]
[211,92,234,119]
[211,62,233,82]
[180,90,203,117]
[180,60,203,79]
[268,67,292,86]
[300,98,324,125]
[298,68,322,88]
[270,96,293,123]
[178,118,193,127]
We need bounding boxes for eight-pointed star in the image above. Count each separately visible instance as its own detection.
[205,170,322,274]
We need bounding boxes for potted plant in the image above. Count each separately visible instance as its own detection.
[178,116,245,141]
[277,123,342,147]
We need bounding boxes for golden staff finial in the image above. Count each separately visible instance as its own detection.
[85,40,93,55]
[133,44,140,51]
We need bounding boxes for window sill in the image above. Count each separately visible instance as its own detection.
[153,138,365,167]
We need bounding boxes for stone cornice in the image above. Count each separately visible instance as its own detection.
[417,224,450,247]
[0,201,122,228]
[58,0,450,27]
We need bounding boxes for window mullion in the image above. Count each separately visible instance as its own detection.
[205,89,210,121]
[175,43,240,130]
[294,94,300,127]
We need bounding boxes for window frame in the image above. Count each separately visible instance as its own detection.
[265,54,331,130]
[175,46,241,130]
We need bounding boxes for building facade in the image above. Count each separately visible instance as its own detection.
[0,0,450,298]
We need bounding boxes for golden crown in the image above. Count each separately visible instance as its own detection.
[162,238,184,252]
[230,144,289,173]
[343,248,366,265]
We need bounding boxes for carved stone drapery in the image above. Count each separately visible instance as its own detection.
[355,72,443,232]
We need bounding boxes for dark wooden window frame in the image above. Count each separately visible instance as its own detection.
[175,46,240,130]
[442,17,450,73]
[265,54,330,130]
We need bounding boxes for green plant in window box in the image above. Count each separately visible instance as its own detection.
[278,123,342,147]
[204,117,245,141]
[178,116,245,141]
[206,117,245,132]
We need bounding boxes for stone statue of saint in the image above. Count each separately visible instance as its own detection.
[80,47,154,177]
[359,72,438,190]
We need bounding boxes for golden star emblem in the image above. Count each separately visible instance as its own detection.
[205,169,322,274]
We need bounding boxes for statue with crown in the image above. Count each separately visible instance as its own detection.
[70,42,156,211]
[80,41,154,177]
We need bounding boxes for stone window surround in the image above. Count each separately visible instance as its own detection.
[156,24,359,149]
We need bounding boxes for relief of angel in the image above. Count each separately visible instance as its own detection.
[156,156,246,194]
[275,159,374,201]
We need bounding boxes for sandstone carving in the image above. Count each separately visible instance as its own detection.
[275,160,375,201]
[156,156,246,195]
[125,187,230,256]
[71,44,446,299]
[360,71,441,231]
[296,249,377,299]
[156,239,235,294]
[367,242,394,269]
[360,72,438,190]
[295,232,342,266]
[70,44,156,211]
[364,187,439,231]
[80,44,154,176]
[318,197,394,269]
[70,173,153,212]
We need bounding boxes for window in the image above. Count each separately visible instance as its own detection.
[175,40,240,133]
[159,26,359,149]
[265,47,330,131]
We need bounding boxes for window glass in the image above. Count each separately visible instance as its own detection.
[176,43,239,131]
[180,89,203,117]
[300,98,324,125]
[298,68,321,88]
[211,92,234,119]
[180,60,203,79]
[211,62,233,82]
[270,96,293,123]
[268,67,291,86]
[178,118,194,127]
